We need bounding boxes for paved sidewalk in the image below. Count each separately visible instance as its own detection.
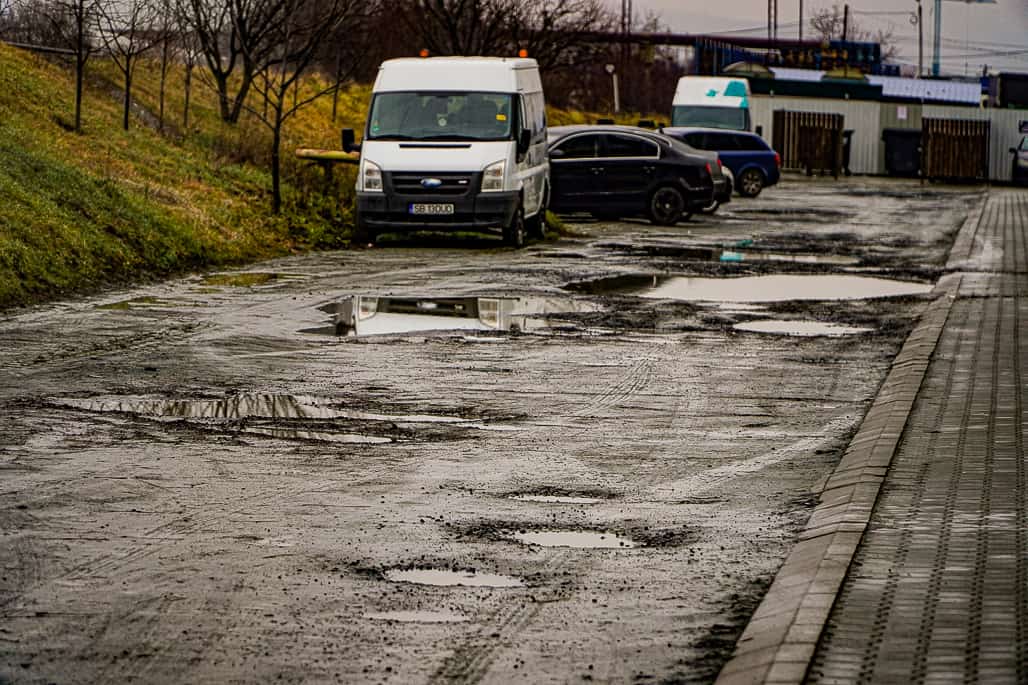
[717,189,1028,684]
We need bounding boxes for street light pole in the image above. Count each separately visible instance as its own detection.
[798,0,803,40]
[605,63,620,114]
[917,1,924,77]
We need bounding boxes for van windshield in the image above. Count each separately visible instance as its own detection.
[671,106,749,131]
[367,92,514,141]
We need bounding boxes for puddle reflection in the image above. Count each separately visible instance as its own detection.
[383,568,524,588]
[639,275,932,303]
[503,530,638,549]
[734,320,874,337]
[306,295,597,337]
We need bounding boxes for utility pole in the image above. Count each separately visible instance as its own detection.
[767,0,777,43]
[842,3,849,41]
[798,0,803,40]
[917,0,924,77]
[932,0,941,75]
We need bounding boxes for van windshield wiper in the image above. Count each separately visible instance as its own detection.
[416,134,495,142]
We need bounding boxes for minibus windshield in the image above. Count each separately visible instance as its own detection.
[671,106,749,131]
[367,92,514,141]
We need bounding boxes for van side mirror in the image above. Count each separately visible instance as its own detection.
[342,128,360,153]
[1012,147,1019,154]
[517,129,531,155]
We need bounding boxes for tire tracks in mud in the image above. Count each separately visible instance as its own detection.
[427,551,572,685]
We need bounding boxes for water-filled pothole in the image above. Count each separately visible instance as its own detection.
[510,495,604,504]
[304,295,598,337]
[638,275,933,302]
[733,320,875,337]
[503,530,638,548]
[364,610,469,623]
[718,251,860,266]
[383,568,524,588]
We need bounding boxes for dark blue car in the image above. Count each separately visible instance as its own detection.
[662,127,781,198]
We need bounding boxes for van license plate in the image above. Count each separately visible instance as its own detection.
[409,203,454,215]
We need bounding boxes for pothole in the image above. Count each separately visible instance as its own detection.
[364,610,469,624]
[510,495,604,504]
[503,529,639,548]
[638,275,933,302]
[304,295,599,337]
[202,272,281,287]
[718,251,859,266]
[733,320,875,337]
[383,568,524,588]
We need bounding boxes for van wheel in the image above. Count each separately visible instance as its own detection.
[648,186,685,225]
[353,214,376,246]
[737,169,765,198]
[503,205,526,248]
[526,210,547,239]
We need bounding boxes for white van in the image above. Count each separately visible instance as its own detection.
[343,57,549,247]
[671,76,752,131]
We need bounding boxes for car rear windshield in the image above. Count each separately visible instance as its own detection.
[367,92,514,142]
[671,105,748,130]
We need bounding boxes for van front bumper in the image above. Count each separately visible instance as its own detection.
[357,191,519,233]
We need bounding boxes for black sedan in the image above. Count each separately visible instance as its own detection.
[546,125,729,225]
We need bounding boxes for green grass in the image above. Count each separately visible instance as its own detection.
[0,43,663,309]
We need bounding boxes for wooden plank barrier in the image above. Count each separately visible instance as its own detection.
[921,118,990,181]
[773,110,845,178]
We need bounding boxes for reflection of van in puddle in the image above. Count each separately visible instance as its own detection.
[336,296,517,336]
[343,57,549,248]
[671,76,751,131]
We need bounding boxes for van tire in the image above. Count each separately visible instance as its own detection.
[648,186,686,225]
[503,205,526,248]
[353,214,376,246]
[737,168,765,198]
[525,189,548,239]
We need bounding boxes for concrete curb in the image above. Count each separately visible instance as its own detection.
[712,193,988,685]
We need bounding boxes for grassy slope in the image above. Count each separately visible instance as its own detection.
[0,43,658,309]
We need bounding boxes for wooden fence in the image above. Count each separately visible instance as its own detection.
[921,118,991,181]
[772,110,846,177]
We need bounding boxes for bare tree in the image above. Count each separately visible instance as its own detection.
[398,0,511,57]
[94,0,161,130]
[809,4,898,60]
[507,0,612,72]
[181,0,286,123]
[240,0,362,212]
[152,0,180,132]
[179,25,200,129]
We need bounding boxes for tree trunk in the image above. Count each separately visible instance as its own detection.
[74,7,85,133]
[158,39,170,131]
[122,59,132,131]
[271,119,282,213]
[183,63,193,130]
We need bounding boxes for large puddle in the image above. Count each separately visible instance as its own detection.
[638,275,933,303]
[364,610,469,624]
[383,568,524,588]
[503,530,638,549]
[304,295,598,337]
[733,320,875,337]
[510,495,604,505]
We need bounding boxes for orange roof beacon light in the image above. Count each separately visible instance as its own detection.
[518,49,528,58]
[419,49,430,58]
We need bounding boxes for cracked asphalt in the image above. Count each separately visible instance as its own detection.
[0,177,977,684]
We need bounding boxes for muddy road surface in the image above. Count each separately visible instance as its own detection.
[1,179,976,684]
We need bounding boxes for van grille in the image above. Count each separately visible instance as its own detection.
[389,172,475,196]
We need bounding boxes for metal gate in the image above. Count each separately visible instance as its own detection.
[772,110,846,177]
[921,118,990,181]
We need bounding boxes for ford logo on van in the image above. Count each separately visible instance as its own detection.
[420,178,443,188]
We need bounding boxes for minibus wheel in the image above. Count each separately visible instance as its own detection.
[503,205,526,248]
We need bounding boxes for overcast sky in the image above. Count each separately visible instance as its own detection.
[630,1,1028,76]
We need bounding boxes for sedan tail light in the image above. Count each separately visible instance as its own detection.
[774,152,782,168]
[704,162,712,177]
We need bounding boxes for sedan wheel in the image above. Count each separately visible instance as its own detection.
[648,186,685,226]
[738,169,765,198]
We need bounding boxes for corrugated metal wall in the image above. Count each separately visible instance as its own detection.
[751,96,882,175]
[751,95,1027,182]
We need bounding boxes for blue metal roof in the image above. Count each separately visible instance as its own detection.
[768,67,982,105]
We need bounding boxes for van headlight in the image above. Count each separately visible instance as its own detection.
[361,159,383,192]
[481,160,506,192]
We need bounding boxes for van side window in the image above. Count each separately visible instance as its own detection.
[554,135,600,159]
[683,133,707,149]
